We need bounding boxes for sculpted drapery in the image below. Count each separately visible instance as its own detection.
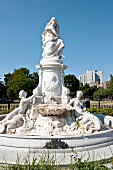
[42,17,64,59]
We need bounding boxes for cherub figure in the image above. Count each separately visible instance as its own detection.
[0,89,38,133]
[67,91,86,117]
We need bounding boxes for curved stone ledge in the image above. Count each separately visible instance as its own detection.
[0,133,113,165]
[0,129,113,149]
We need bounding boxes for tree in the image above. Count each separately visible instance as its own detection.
[30,72,39,86]
[4,73,12,86]
[0,79,6,99]
[80,84,98,99]
[93,87,107,100]
[5,68,39,100]
[80,84,90,98]
[64,74,80,97]
[106,74,113,101]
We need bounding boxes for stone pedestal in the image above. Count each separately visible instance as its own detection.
[34,58,70,104]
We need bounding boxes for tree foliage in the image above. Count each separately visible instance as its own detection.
[64,74,80,97]
[5,68,39,99]
[93,87,107,100]
[0,80,6,99]
[4,73,12,86]
[106,74,113,101]
[80,84,98,99]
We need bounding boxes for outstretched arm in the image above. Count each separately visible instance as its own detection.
[68,98,74,105]
[23,93,37,102]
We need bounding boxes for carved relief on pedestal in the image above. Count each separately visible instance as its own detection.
[44,73,59,91]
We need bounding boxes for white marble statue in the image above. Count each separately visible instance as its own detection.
[42,17,64,59]
[67,90,102,133]
[0,18,105,136]
[62,86,70,96]
[76,112,102,133]
[0,89,103,135]
[0,90,38,134]
[67,91,86,117]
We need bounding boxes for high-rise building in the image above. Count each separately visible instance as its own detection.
[79,69,103,86]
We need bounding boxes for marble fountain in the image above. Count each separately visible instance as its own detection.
[0,17,113,165]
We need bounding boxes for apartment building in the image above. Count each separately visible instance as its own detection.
[79,69,103,86]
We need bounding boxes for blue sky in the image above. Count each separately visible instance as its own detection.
[0,0,113,82]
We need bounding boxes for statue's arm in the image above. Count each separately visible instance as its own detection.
[68,98,74,105]
[80,102,86,111]
[48,21,59,37]
[83,107,86,111]
[23,92,37,103]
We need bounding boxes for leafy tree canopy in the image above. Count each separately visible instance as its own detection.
[0,79,6,99]
[64,74,80,97]
[4,73,12,86]
[106,74,113,100]
[93,87,107,100]
[5,68,39,99]
[80,84,98,99]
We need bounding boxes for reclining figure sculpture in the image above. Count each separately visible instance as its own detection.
[67,91,102,133]
[0,89,38,134]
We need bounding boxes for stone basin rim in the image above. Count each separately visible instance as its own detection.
[0,128,113,139]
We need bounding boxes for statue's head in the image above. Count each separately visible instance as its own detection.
[19,90,27,98]
[76,91,83,98]
[51,17,57,23]
[46,17,58,28]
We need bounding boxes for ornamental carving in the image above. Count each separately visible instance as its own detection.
[44,139,69,149]
[44,73,59,91]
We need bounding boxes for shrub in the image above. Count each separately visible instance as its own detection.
[87,108,113,116]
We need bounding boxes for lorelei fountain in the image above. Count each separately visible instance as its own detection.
[0,17,113,165]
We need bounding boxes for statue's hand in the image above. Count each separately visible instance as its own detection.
[66,104,71,108]
[66,104,74,110]
[83,107,86,112]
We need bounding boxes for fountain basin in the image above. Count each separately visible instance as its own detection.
[0,114,113,165]
[0,128,113,165]
[0,129,113,149]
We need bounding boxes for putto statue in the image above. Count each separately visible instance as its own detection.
[42,17,64,59]
[66,90,102,133]
[67,91,86,117]
[0,90,38,134]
